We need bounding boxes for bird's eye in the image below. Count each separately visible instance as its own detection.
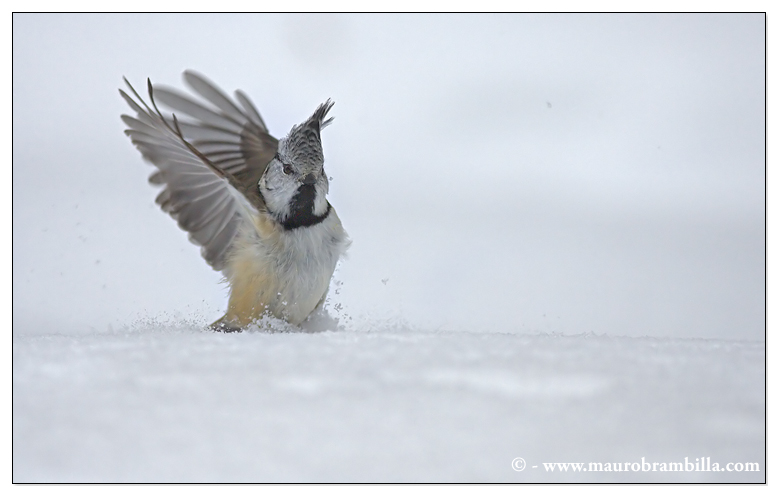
[283,164,294,175]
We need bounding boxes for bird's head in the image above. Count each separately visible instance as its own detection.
[259,100,334,229]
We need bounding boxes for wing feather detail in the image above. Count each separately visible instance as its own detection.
[120,71,278,271]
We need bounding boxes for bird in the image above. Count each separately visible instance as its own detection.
[120,70,350,332]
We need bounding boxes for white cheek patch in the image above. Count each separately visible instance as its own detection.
[313,182,329,216]
[261,175,298,220]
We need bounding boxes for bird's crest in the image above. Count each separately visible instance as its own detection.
[282,100,334,168]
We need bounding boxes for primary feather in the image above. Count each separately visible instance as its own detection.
[120,71,277,270]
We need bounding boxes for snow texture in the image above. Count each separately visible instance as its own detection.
[13,319,764,483]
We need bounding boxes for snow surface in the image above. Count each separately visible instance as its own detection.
[13,319,764,483]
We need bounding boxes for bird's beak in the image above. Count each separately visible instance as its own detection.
[301,172,317,185]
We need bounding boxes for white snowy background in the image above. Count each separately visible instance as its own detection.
[13,13,765,482]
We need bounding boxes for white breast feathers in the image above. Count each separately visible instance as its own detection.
[221,208,350,327]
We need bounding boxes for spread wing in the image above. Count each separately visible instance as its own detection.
[120,71,278,271]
